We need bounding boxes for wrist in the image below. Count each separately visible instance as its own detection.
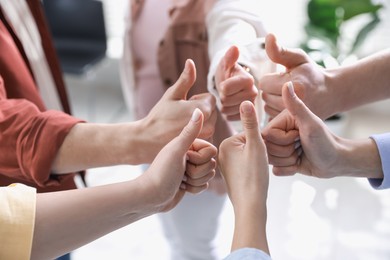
[123,119,155,164]
[117,179,159,219]
[339,137,383,178]
[232,203,268,253]
[321,68,342,119]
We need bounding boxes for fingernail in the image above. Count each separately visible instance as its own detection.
[185,59,190,70]
[191,108,202,122]
[287,81,296,97]
[184,59,191,72]
[180,183,187,190]
[241,101,253,114]
[182,174,188,182]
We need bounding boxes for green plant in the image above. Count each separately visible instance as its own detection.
[301,0,384,67]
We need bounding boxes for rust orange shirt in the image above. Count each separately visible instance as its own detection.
[0,7,83,192]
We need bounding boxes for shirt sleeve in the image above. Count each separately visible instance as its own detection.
[206,0,275,105]
[0,95,84,187]
[368,133,390,189]
[0,184,36,260]
[224,248,272,260]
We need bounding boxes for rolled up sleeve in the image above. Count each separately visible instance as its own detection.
[0,97,83,187]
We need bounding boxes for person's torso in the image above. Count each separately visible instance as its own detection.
[130,0,211,118]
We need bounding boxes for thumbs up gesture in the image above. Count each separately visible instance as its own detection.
[140,59,217,163]
[214,46,258,121]
[218,101,270,253]
[259,33,331,120]
[143,108,217,212]
[262,82,382,179]
[218,101,269,207]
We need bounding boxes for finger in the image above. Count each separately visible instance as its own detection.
[268,150,301,167]
[221,45,240,74]
[263,105,282,119]
[169,59,197,100]
[258,72,290,94]
[187,140,217,165]
[199,109,217,139]
[185,169,216,186]
[262,126,299,146]
[240,101,262,146]
[283,81,321,127]
[219,75,255,97]
[262,92,285,112]
[272,165,299,176]
[220,104,241,117]
[189,93,216,120]
[265,140,298,158]
[176,108,204,154]
[183,183,209,194]
[265,33,310,70]
[221,89,258,109]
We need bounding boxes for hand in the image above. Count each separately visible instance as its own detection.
[140,59,217,163]
[262,82,383,179]
[141,109,217,213]
[214,46,258,121]
[218,101,269,208]
[259,33,331,120]
[218,101,270,253]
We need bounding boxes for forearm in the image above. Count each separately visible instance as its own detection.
[325,49,390,115]
[339,137,383,179]
[52,121,147,173]
[31,178,155,260]
[231,203,269,255]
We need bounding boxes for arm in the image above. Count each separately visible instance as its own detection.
[260,33,390,120]
[325,49,390,114]
[206,0,274,120]
[51,60,217,172]
[218,101,270,257]
[0,94,83,185]
[32,109,217,260]
[262,82,383,180]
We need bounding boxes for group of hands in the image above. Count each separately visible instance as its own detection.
[138,33,365,215]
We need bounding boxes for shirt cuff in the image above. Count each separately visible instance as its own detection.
[369,133,390,189]
[224,248,271,260]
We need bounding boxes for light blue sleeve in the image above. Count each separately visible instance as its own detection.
[224,248,271,260]
[369,133,390,189]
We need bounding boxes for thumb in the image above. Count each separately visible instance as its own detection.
[176,108,204,153]
[221,45,240,72]
[265,33,309,70]
[282,81,318,126]
[240,101,262,145]
[169,59,197,100]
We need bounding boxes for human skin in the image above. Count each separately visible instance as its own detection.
[259,33,390,120]
[262,82,383,179]
[52,59,217,172]
[31,109,217,260]
[218,101,269,254]
[214,46,258,121]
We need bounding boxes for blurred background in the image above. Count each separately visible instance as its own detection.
[45,0,390,259]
